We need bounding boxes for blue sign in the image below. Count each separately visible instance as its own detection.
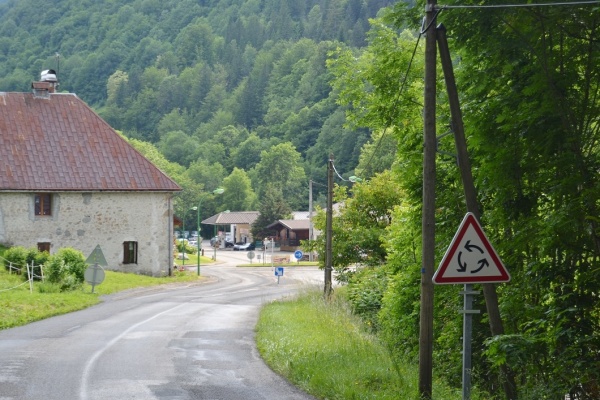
[294,250,303,260]
[275,267,284,276]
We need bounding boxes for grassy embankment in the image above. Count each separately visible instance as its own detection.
[257,289,477,400]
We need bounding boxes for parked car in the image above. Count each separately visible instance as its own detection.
[224,240,234,248]
[233,242,255,251]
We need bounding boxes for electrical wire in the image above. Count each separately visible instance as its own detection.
[331,161,349,181]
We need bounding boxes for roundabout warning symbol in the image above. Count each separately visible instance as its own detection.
[433,213,510,284]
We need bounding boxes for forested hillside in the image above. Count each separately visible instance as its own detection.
[0,0,398,221]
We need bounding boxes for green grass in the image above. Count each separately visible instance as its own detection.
[0,267,201,330]
[173,252,215,266]
[256,289,468,400]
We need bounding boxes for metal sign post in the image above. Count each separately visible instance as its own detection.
[84,263,105,293]
[274,266,284,284]
[294,250,303,264]
[459,284,480,400]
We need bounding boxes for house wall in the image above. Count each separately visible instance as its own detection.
[0,191,174,276]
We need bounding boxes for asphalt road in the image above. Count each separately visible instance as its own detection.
[0,249,322,400]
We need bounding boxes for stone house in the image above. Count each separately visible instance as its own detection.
[0,72,181,276]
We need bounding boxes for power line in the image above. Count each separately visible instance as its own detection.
[437,0,600,9]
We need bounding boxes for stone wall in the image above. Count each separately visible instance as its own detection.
[0,191,175,276]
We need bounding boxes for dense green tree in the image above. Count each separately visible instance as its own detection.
[157,131,198,167]
[231,133,267,171]
[174,19,216,67]
[354,129,398,179]
[308,170,402,277]
[251,185,292,239]
[192,142,228,169]
[252,142,307,210]
[157,109,191,138]
[222,168,257,211]
[186,160,226,193]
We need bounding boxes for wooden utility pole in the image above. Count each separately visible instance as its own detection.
[324,154,334,297]
[437,25,518,400]
[419,0,437,397]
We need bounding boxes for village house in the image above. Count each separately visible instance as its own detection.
[0,71,181,276]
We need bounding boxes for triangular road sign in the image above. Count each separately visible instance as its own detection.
[85,244,108,266]
[433,212,510,284]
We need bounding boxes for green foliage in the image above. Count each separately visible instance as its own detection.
[46,248,87,292]
[440,3,600,398]
[2,246,28,274]
[222,167,257,211]
[251,185,292,238]
[1,246,48,279]
[346,267,388,331]
[308,170,403,282]
[252,142,307,210]
[176,240,197,255]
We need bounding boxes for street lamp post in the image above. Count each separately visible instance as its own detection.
[191,206,199,275]
[213,208,229,261]
[182,211,187,267]
[196,188,225,275]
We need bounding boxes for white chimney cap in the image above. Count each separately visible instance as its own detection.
[41,69,58,82]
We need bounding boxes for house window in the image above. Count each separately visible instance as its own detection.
[37,242,51,253]
[123,241,138,264]
[34,193,52,216]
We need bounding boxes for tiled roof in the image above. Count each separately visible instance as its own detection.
[202,211,260,225]
[0,91,180,192]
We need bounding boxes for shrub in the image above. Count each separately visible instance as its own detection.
[2,246,51,279]
[346,266,388,332]
[45,248,87,291]
[176,240,199,256]
[2,246,28,274]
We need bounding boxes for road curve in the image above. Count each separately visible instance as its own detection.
[0,252,321,400]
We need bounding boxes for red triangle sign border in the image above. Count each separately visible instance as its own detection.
[433,212,511,284]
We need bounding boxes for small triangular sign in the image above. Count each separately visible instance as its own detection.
[433,213,510,284]
[85,245,108,267]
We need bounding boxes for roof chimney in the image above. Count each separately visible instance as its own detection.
[41,69,58,83]
[32,69,59,98]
